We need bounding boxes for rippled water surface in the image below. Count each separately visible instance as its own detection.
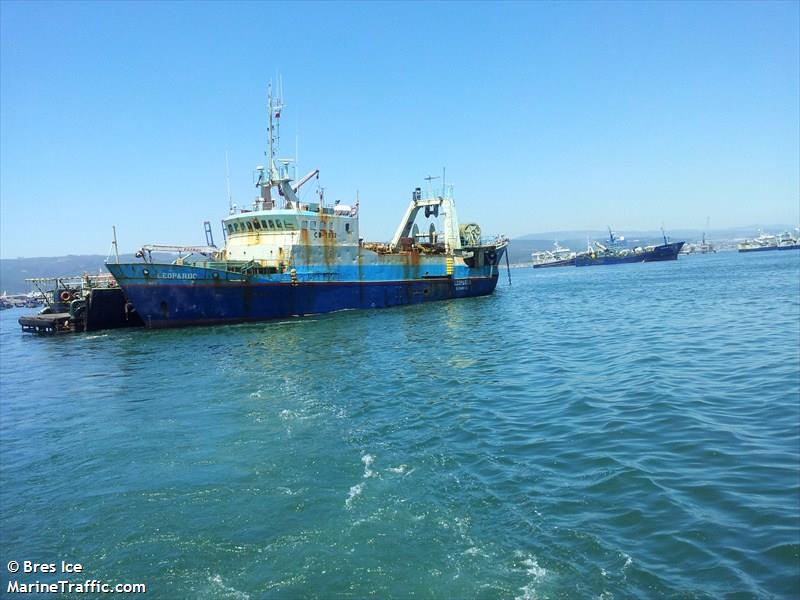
[2,251,799,599]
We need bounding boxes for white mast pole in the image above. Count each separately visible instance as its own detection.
[267,84,274,182]
[225,150,232,213]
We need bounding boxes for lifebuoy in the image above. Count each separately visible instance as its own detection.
[59,290,71,302]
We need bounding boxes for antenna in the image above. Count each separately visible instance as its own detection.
[267,82,274,179]
[225,150,232,213]
[424,174,440,198]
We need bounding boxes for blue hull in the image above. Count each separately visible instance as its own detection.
[575,242,685,267]
[105,264,500,328]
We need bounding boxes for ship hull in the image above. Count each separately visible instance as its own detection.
[575,242,685,267]
[106,263,500,329]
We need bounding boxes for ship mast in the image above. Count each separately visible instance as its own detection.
[252,81,318,211]
[267,83,282,184]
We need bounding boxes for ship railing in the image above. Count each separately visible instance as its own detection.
[25,274,117,308]
[478,234,509,248]
[189,260,282,276]
[25,274,117,289]
[230,198,340,215]
[133,244,219,264]
[239,260,260,275]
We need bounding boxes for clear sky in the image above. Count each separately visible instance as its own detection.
[1,0,798,258]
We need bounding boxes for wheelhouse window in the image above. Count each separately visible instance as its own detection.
[233,223,240,232]
[227,224,233,234]
[261,220,268,228]
[275,220,283,228]
[246,222,253,231]
[253,220,261,230]
[345,223,350,233]
[267,220,275,229]
[301,220,308,229]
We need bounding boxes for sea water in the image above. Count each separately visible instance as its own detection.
[1,250,798,598]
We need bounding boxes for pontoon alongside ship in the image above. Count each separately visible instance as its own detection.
[18,274,143,334]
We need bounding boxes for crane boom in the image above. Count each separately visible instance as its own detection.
[292,169,319,193]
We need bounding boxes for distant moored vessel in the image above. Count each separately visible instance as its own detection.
[574,228,684,267]
[531,242,577,268]
[738,230,800,253]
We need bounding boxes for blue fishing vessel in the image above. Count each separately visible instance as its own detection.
[106,88,508,329]
[574,228,684,267]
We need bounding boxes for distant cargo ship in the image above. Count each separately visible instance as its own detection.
[738,230,800,253]
[106,87,508,329]
[575,228,684,267]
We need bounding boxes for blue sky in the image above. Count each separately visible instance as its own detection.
[1,1,798,258]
